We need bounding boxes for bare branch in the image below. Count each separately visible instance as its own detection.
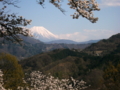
[1,0,20,8]
[0,6,32,44]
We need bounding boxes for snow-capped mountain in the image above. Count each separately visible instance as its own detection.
[30,26,59,42]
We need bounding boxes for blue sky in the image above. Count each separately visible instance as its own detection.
[0,0,120,42]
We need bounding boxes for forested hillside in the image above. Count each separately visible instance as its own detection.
[20,33,120,90]
[0,36,90,59]
[84,33,120,56]
[0,33,120,90]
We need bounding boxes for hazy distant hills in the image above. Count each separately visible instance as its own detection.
[46,39,78,44]
[1,33,119,59]
[47,39,100,44]
[19,35,42,44]
[0,36,45,59]
[0,35,91,59]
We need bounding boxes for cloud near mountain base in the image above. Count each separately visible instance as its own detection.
[29,26,119,42]
[57,29,119,42]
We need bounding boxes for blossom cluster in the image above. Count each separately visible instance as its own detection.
[0,69,6,90]
[26,71,88,90]
[0,69,89,90]
[38,0,100,23]
[68,0,100,23]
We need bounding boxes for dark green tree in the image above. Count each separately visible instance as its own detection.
[103,63,120,90]
[0,53,25,90]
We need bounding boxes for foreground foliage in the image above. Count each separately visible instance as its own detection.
[0,53,25,90]
[103,63,120,90]
[0,4,32,43]
[0,70,89,90]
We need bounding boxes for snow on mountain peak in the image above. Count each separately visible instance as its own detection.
[30,26,59,42]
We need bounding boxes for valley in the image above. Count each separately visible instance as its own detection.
[0,35,91,59]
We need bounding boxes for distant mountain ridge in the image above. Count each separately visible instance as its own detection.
[47,39,100,44]
[46,39,78,44]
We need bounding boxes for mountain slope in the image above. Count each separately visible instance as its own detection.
[78,40,100,44]
[47,39,100,44]
[30,26,59,42]
[20,45,120,89]
[19,35,42,44]
[46,39,78,44]
[0,37,90,59]
[20,33,120,90]
[20,33,120,76]
[84,33,120,56]
[0,35,46,59]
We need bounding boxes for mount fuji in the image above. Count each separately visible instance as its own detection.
[30,26,100,44]
[30,26,59,42]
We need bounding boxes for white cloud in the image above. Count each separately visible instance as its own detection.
[57,32,87,42]
[57,29,119,42]
[100,0,120,7]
